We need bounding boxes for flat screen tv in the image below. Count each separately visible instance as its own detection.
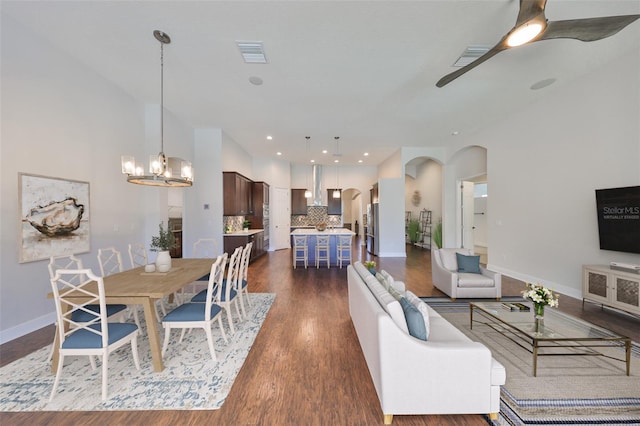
[595,185,640,254]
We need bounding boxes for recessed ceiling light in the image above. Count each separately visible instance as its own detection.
[358,159,363,163]
[249,76,263,85]
[322,150,328,154]
[266,135,273,140]
[276,152,282,156]
[451,131,459,136]
[363,152,369,156]
[334,159,339,163]
[310,159,315,163]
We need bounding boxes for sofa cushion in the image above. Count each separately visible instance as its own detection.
[426,316,472,342]
[457,273,495,288]
[405,290,430,340]
[456,253,481,274]
[362,273,409,334]
[400,297,427,340]
[439,248,472,271]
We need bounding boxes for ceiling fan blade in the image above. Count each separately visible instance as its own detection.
[515,0,547,26]
[540,15,640,42]
[436,42,507,87]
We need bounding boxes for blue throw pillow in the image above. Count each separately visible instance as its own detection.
[400,297,426,341]
[456,253,481,274]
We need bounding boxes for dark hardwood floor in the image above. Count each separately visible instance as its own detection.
[1,239,638,425]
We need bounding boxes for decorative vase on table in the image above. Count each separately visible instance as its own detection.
[533,303,545,319]
[155,250,172,273]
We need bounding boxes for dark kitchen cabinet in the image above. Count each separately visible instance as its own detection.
[223,231,265,263]
[291,189,308,215]
[327,189,342,215]
[247,182,269,229]
[223,172,253,215]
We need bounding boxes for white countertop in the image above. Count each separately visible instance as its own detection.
[224,229,264,236]
[290,228,355,236]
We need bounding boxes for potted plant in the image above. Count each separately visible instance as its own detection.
[243,219,251,232]
[432,221,442,249]
[407,219,421,244]
[150,222,176,272]
[364,260,376,274]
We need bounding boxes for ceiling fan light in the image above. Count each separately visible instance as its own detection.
[507,23,543,47]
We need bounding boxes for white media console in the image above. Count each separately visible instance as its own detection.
[582,264,640,316]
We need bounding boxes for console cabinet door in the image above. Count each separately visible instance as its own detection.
[611,273,640,312]
[583,267,610,304]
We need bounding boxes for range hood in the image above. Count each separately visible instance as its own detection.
[311,164,323,206]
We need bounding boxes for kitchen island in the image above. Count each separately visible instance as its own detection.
[290,228,355,268]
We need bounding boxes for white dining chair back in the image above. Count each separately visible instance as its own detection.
[292,235,308,269]
[236,242,253,316]
[337,235,353,269]
[97,247,124,277]
[128,243,148,268]
[49,268,140,401]
[161,255,228,362]
[315,235,331,269]
[97,247,140,327]
[218,246,243,331]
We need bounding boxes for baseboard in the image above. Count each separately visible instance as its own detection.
[0,312,55,345]
[487,264,582,300]
[378,251,407,258]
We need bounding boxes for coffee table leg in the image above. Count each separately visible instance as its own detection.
[626,340,631,376]
[533,341,538,377]
[469,304,474,330]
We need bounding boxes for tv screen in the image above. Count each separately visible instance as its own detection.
[595,186,640,254]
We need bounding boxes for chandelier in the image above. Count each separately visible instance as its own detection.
[121,30,193,187]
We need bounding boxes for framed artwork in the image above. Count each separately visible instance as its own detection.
[18,173,90,263]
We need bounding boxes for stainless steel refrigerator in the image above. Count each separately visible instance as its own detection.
[366,203,379,255]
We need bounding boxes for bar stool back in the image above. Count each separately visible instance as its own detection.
[315,235,331,269]
[292,235,308,269]
[337,235,353,268]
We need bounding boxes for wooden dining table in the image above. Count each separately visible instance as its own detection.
[49,258,214,372]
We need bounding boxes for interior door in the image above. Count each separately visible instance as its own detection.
[461,181,475,249]
[271,187,291,250]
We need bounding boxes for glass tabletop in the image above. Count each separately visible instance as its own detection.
[470,301,629,341]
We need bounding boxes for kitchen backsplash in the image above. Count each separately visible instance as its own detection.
[292,206,341,227]
[223,216,245,233]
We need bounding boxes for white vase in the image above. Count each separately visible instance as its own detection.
[155,250,172,273]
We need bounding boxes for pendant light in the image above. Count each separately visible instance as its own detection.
[121,30,193,187]
[333,136,341,199]
[304,136,312,198]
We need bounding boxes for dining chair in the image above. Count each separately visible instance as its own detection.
[236,241,253,317]
[161,255,228,362]
[337,235,353,269]
[128,242,167,319]
[46,254,128,361]
[49,268,140,401]
[180,238,221,302]
[292,235,308,269]
[315,235,331,269]
[192,248,242,331]
[98,247,141,328]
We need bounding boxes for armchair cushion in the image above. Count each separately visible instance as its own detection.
[456,253,481,274]
[458,273,496,287]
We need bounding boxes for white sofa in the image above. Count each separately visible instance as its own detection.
[347,261,505,424]
[431,248,502,300]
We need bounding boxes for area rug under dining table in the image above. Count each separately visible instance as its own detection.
[0,293,275,411]
[424,298,640,425]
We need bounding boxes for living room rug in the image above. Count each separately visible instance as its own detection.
[0,293,275,411]
[424,298,640,425]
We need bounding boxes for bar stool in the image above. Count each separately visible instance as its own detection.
[315,235,330,269]
[337,235,353,269]
[292,235,308,269]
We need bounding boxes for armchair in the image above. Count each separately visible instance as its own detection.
[431,248,501,300]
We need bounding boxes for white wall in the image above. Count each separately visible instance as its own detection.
[404,159,442,223]
[378,178,406,257]
[221,131,253,178]
[449,52,640,299]
[0,16,194,342]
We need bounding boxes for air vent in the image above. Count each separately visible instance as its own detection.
[453,46,491,67]
[236,41,268,64]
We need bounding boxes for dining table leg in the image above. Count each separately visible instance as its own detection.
[141,297,165,372]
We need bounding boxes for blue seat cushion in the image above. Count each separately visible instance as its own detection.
[62,323,138,349]
[191,281,237,303]
[70,304,127,323]
[241,279,248,289]
[162,303,222,322]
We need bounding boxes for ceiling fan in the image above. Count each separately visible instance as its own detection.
[436,0,640,87]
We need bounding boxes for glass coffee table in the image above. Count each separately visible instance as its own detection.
[470,301,631,377]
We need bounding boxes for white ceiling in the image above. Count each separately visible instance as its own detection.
[3,0,639,166]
